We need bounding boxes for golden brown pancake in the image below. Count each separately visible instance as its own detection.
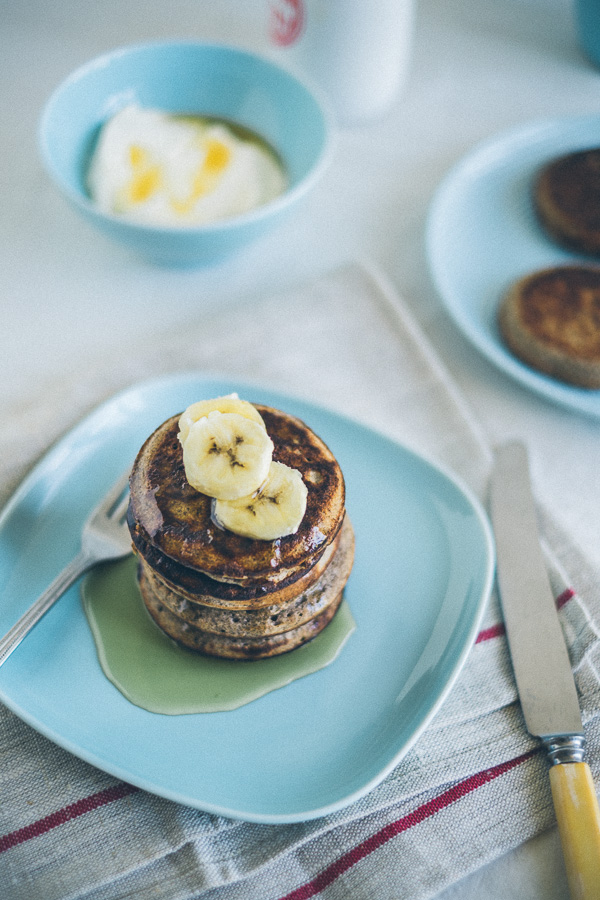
[129,405,346,584]
[130,517,343,609]
[137,517,355,657]
[535,149,600,255]
[498,265,600,388]
[142,583,345,659]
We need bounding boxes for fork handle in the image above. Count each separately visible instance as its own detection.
[0,550,92,667]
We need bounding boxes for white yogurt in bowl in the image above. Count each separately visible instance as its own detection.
[87,104,288,227]
[40,41,333,264]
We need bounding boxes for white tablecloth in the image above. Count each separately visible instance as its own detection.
[2,1,600,896]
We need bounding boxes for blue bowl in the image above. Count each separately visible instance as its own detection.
[39,41,333,266]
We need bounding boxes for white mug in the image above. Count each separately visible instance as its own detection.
[267,0,415,125]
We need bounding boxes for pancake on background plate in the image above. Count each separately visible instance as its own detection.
[534,148,600,255]
[498,265,600,389]
[128,397,354,659]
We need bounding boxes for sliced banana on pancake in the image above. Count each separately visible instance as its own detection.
[182,411,273,500]
[178,394,265,444]
[214,461,308,540]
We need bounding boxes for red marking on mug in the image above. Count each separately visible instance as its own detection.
[269,0,305,46]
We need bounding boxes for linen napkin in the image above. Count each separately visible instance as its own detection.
[1,263,599,900]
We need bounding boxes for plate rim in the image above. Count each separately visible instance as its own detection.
[426,113,600,419]
[0,372,495,823]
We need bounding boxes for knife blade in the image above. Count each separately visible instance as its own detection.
[490,441,600,900]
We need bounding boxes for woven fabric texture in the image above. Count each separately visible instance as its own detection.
[1,264,598,900]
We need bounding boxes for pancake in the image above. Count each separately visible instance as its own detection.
[498,265,600,388]
[129,405,346,584]
[137,517,354,653]
[130,515,343,609]
[534,148,600,255]
[142,583,345,659]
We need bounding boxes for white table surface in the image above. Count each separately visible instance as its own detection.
[2,0,599,896]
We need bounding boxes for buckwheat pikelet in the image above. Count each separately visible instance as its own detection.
[498,265,600,389]
[127,398,354,659]
[534,148,600,255]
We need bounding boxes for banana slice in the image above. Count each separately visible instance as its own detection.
[213,461,308,541]
[182,411,273,500]
[178,394,265,445]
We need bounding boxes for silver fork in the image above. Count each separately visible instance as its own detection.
[0,469,132,668]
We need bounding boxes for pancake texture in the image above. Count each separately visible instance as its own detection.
[498,265,600,388]
[139,517,354,658]
[129,406,345,583]
[535,148,600,255]
[128,403,354,658]
[141,583,345,659]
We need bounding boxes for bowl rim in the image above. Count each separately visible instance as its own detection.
[38,38,336,235]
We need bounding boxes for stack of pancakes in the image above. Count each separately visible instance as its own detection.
[127,405,354,659]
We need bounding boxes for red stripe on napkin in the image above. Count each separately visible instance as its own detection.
[0,590,574,859]
[476,623,505,643]
[556,588,575,610]
[0,782,139,853]
[476,589,574,644]
[276,750,537,900]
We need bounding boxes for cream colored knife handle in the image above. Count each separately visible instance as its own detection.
[549,762,600,900]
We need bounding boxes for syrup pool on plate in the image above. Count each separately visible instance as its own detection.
[81,556,356,715]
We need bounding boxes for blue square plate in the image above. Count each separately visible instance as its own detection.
[0,374,494,823]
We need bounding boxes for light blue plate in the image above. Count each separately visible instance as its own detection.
[0,374,494,823]
[426,115,600,418]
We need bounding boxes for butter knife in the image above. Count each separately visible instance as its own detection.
[490,441,600,900]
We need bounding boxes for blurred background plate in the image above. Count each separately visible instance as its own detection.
[426,115,600,419]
